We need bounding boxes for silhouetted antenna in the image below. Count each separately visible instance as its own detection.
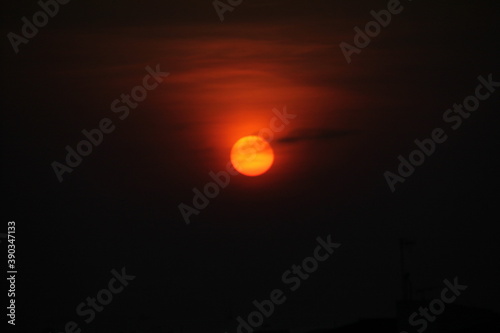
[399,238,416,301]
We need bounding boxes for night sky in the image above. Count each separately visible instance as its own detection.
[2,0,500,332]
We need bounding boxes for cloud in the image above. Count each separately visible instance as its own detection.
[277,128,354,144]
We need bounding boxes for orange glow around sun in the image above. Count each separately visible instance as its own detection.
[230,136,274,176]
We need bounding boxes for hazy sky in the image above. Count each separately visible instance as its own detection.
[2,0,500,332]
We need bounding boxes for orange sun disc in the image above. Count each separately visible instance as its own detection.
[230,135,274,176]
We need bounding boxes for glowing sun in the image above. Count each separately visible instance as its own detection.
[230,135,274,176]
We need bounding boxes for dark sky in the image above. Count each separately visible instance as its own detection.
[2,0,500,332]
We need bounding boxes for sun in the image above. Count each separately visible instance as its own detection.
[230,135,274,176]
